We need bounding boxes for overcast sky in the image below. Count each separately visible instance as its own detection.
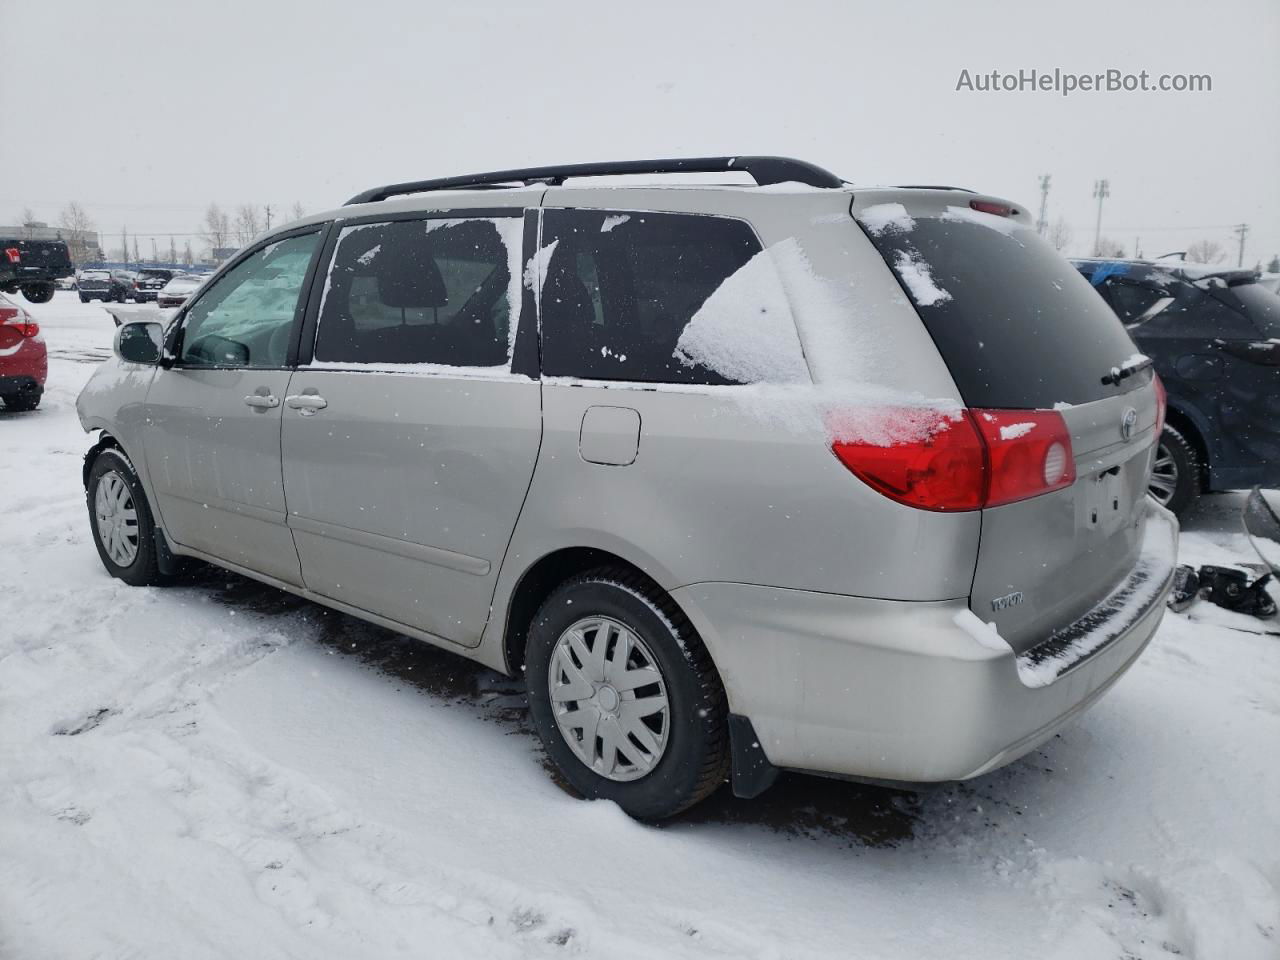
[2,0,1276,265]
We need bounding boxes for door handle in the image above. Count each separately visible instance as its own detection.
[243,393,280,409]
[285,393,328,416]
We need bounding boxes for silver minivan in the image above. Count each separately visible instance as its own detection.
[78,157,1178,819]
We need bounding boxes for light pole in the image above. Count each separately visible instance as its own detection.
[1092,179,1110,256]
[1036,175,1051,235]
[1233,223,1249,267]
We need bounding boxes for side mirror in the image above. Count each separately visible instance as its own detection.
[114,320,163,365]
[1243,487,1280,576]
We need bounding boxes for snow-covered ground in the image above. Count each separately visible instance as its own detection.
[2,292,1278,959]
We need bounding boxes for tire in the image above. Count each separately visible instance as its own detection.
[86,448,170,587]
[524,567,729,820]
[1149,424,1200,516]
[1,391,40,412]
[79,294,90,303]
[21,282,55,304]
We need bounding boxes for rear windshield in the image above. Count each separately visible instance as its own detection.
[1218,282,1280,337]
[860,210,1145,408]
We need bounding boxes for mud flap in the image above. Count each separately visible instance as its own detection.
[728,714,779,799]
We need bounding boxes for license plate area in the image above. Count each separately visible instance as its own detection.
[1085,464,1128,531]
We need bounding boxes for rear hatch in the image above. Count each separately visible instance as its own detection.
[79,272,112,292]
[857,194,1159,653]
[3,239,74,280]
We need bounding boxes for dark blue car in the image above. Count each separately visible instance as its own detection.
[1073,258,1280,514]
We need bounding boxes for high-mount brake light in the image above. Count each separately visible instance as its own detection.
[830,407,1075,511]
[968,199,1017,217]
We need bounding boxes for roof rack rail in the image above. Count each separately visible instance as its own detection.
[345,156,844,206]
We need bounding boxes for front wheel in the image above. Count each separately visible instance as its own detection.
[79,294,90,303]
[525,568,729,820]
[21,282,55,304]
[1149,425,1200,516]
[86,448,170,586]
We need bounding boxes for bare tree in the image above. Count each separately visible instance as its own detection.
[169,237,178,265]
[58,201,97,265]
[19,207,37,237]
[1267,254,1280,274]
[1186,239,1226,264]
[1048,216,1073,253]
[290,201,306,222]
[233,204,262,247]
[1095,237,1126,258]
[183,241,194,267]
[202,203,231,255]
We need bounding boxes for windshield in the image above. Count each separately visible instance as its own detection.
[859,210,1147,408]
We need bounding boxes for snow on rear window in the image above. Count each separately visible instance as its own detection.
[523,239,558,295]
[859,203,915,236]
[892,249,952,306]
[673,247,808,384]
[940,204,1025,237]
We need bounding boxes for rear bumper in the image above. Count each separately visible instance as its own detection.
[0,375,44,397]
[673,500,1178,784]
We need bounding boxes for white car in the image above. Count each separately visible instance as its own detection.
[156,274,207,309]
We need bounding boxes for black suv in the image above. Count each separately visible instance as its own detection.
[1074,258,1280,514]
[0,237,74,303]
[130,268,174,302]
[77,270,133,303]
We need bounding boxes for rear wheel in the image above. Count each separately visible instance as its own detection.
[21,282,55,304]
[87,448,170,586]
[1149,425,1199,516]
[525,568,729,820]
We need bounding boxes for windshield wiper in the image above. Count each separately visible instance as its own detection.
[1100,354,1153,386]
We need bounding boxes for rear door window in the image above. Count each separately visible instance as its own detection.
[539,209,804,385]
[1100,278,1170,326]
[313,216,523,368]
[860,210,1145,408]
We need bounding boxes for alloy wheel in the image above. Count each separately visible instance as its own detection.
[1148,441,1178,507]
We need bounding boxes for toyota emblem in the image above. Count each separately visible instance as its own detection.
[1120,407,1138,440]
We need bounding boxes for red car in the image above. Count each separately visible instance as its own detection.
[0,292,47,411]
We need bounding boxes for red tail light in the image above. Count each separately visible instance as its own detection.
[0,306,39,338]
[1153,374,1167,436]
[4,247,19,264]
[971,410,1075,507]
[831,407,1075,511]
